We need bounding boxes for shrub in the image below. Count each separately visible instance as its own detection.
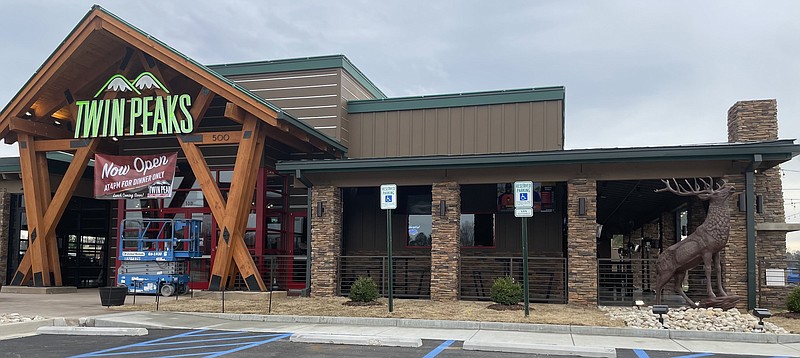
[490,276,523,305]
[349,276,379,302]
[788,286,800,312]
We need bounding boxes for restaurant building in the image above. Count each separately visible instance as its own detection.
[0,6,798,308]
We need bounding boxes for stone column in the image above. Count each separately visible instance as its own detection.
[310,186,342,297]
[0,191,9,287]
[728,99,789,307]
[723,174,747,298]
[686,198,708,297]
[430,181,460,301]
[567,178,597,305]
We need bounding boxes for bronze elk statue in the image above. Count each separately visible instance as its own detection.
[654,177,736,307]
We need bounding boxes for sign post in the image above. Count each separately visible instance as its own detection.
[380,184,397,312]
[514,181,533,317]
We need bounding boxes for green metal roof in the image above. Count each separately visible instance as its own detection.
[208,55,386,99]
[276,140,800,173]
[1,6,347,156]
[347,87,565,113]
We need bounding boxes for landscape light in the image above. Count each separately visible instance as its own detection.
[752,308,771,332]
[634,300,644,310]
[652,304,669,328]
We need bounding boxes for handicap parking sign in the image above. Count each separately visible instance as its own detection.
[380,184,397,210]
[519,193,528,201]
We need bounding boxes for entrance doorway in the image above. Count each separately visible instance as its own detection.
[287,212,307,290]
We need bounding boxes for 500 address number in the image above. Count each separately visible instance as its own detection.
[211,133,230,142]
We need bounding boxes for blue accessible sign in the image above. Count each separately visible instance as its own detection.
[380,184,397,210]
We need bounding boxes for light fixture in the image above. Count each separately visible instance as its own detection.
[578,198,587,216]
[53,119,61,125]
[23,110,33,119]
[111,136,119,142]
[634,300,644,310]
[438,200,446,216]
[316,201,325,217]
[738,193,747,212]
[752,308,771,332]
[652,305,669,328]
[756,195,764,214]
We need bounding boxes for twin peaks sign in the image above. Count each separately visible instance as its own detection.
[74,72,194,139]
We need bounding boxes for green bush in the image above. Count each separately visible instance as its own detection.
[788,286,800,312]
[490,276,523,305]
[349,276,379,302]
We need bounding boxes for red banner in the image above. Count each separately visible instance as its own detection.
[94,152,177,199]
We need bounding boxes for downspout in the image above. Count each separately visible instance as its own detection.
[745,154,762,309]
[296,169,314,297]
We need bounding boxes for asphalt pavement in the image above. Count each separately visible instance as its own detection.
[2,288,800,358]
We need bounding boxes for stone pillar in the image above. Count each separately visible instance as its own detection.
[723,174,747,298]
[310,186,342,297]
[660,211,676,249]
[0,191,9,287]
[567,178,597,305]
[727,99,789,307]
[430,181,460,301]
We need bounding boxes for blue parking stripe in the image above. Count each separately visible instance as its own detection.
[633,349,649,358]
[146,334,283,346]
[423,340,455,358]
[70,329,208,358]
[183,331,245,337]
[205,333,292,358]
[673,354,714,358]
[88,342,250,356]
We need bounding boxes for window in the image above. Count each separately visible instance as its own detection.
[407,215,432,247]
[460,213,495,247]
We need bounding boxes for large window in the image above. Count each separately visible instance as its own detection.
[460,213,495,247]
[407,215,432,247]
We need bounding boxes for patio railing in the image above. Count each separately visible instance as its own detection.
[460,256,567,303]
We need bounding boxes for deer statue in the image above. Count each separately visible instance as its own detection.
[653,177,736,307]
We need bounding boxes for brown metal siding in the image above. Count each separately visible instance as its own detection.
[348,100,564,158]
[339,69,378,148]
[226,69,342,140]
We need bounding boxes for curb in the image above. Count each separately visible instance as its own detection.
[0,319,54,340]
[37,326,148,336]
[290,333,422,347]
[181,312,798,344]
[463,340,616,358]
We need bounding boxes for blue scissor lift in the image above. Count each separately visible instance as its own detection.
[117,218,202,296]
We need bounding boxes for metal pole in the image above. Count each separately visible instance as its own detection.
[387,208,394,313]
[522,216,530,317]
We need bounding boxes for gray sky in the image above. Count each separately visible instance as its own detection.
[2,1,800,247]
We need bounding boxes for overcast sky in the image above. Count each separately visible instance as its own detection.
[2,1,800,247]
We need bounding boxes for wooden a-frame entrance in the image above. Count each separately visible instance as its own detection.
[0,6,342,290]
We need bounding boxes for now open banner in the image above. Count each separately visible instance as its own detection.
[94,152,177,199]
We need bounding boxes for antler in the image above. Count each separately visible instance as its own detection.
[655,177,719,197]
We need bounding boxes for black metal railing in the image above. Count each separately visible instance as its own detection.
[460,256,567,304]
[597,258,657,305]
[338,256,431,298]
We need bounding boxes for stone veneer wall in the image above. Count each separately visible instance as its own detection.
[686,198,710,297]
[310,186,342,297]
[567,178,597,305]
[723,174,747,300]
[726,99,790,308]
[430,182,460,301]
[0,191,9,287]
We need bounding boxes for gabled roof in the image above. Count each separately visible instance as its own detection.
[0,5,346,155]
[277,139,800,173]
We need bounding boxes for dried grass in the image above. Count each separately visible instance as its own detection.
[114,295,623,327]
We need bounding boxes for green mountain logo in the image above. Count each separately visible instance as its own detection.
[94,72,170,98]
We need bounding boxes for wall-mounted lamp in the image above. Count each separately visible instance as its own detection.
[22,110,33,119]
[316,201,325,217]
[738,193,747,212]
[438,200,446,216]
[578,198,587,216]
[756,195,764,214]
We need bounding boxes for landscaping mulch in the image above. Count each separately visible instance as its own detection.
[487,303,525,311]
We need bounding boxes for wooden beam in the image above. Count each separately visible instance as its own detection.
[16,134,51,286]
[177,131,242,146]
[208,114,266,291]
[10,118,73,140]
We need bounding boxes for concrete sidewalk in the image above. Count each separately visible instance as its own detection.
[75,311,800,357]
[2,288,800,357]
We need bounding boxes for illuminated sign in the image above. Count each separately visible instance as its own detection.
[74,72,194,138]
